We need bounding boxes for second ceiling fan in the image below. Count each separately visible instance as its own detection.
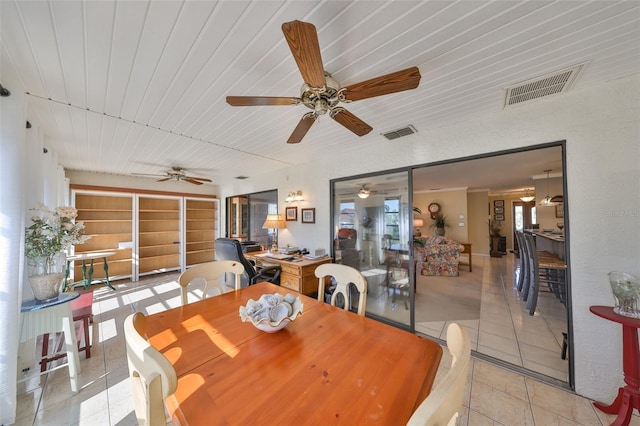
[226,20,421,144]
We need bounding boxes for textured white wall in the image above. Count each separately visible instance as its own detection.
[221,74,640,401]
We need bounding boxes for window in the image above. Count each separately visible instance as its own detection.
[339,201,356,229]
[384,198,400,244]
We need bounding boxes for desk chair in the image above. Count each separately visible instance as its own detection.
[215,238,281,287]
[125,312,177,426]
[178,261,244,305]
[315,263,367,316]
[407,323,471,426]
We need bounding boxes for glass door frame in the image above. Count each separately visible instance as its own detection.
[330,169,416,332]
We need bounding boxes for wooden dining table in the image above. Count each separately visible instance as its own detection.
[145,282,443,425]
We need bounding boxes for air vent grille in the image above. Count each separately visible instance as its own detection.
[505,64,584,107]
[382,125,417,140]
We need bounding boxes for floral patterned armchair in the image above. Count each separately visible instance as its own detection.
[415,236,464,276]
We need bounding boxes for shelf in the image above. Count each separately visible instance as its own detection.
[72,192,135,282]
[186,248,214,254]
[75,190,218,280]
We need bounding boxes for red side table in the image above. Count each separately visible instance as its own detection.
[590,305,640,426]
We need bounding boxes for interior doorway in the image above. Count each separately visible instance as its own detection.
[411,143,570,387]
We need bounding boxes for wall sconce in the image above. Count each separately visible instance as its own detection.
[285,190,304,203]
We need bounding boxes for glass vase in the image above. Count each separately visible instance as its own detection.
[608,271,640,318]
[27,251,66,302]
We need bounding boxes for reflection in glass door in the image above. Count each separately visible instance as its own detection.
[331,172,412,328]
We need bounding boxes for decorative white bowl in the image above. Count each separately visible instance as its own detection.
[239,293,303,333]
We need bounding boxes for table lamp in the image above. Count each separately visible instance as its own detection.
[262,214,286,252]
[413,218,424,237]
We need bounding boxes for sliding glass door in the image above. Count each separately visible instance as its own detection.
[331,171,413,329]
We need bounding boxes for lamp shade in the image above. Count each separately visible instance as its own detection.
[413,219,424,227]
[262,214,286,229]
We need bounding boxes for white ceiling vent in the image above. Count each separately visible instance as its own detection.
[382,125,417,140]
[505,64,584,107]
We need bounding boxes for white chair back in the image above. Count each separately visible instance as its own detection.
[315,263,367,316]
[124,312,177,426]
[178,260,244,305]
[407,323,471,426]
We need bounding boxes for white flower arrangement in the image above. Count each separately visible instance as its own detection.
[25,203,90,272]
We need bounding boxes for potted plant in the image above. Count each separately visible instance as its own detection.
[25,204,90,301]
[430,213,448,236]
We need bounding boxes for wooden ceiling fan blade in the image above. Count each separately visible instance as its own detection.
[330,108,372,136]
[186,176,212,182]
[287,114,316,144]
[226,96,299,106]
[343,67,421,102]
[156,177,171,182]
[184,178,204,185]
[282,20,326,88]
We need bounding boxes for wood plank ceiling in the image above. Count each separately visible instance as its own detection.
[1,1,639,187]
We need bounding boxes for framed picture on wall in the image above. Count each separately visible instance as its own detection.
[494,200,504,207]
[556,204,564,218]
[494,207,504,214]
[301,208,315,224]
[495,214,504,221]
[285,206,297,221]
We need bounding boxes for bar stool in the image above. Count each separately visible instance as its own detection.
[40,290,93,372]
[522,234,566,315]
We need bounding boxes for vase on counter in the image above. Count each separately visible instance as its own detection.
[27,251,66,302]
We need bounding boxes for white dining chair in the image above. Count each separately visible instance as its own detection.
[407,323,471,426]
[178,260,245,305]
[315,263,367,316]
[124,312,177,426]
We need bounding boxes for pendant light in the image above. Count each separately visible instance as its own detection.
[520,188,535,203]
[538,170,558,206]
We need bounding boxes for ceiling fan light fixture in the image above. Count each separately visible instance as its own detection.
[357,187,370,199]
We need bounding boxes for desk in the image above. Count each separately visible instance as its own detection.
[19,292,81,393]
[245,252,332,296]
[590,305,640,426]
[64,251,116,291]
[146,282,442,425]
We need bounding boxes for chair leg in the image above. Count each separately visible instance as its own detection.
[41,333,50,373]
[561,332,568,360]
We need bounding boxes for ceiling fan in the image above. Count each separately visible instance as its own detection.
[226,20,421,144]
[132,167,212,185]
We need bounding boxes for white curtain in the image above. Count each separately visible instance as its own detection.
[0,88,26,425]
[0,90,67,424]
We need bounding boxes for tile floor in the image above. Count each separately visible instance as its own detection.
[416,253,569,382]
[365,252,569,382]
[13,270,630,425]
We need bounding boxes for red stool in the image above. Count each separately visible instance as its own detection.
[40,290,93,372]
